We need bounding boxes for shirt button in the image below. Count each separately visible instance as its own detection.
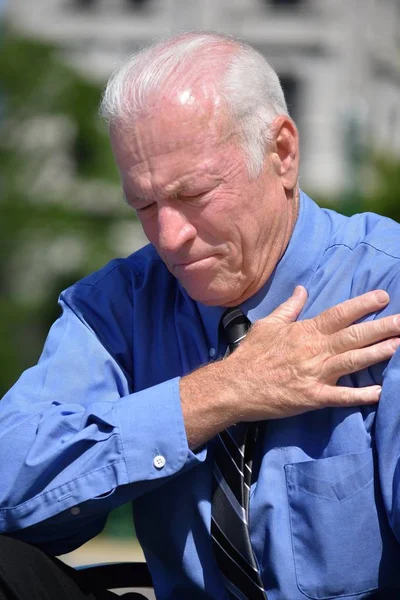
[209,347,216,358]
[70,506,80,516]
[153,455,166,469]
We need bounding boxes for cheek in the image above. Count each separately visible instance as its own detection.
[141,221,172,269]
[138,218,159,246]
[199,202,251,262]
[201,190,241,233]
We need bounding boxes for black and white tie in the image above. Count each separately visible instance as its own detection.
[211,308,267,599]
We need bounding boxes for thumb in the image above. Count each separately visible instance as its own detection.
[268,286,308,324]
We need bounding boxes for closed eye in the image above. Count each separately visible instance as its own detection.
[135,202,157,215]
[180,190,212,202]
[183,192,205,200]
[180,180,221,200]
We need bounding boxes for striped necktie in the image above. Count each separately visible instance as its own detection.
[211,308,267,599]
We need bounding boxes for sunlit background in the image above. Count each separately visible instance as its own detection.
[1,0,400,584]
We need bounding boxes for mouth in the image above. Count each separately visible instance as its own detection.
[172,256,216,273]
[176,258,207,266]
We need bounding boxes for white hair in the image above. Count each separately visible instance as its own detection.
[100,32,288,177]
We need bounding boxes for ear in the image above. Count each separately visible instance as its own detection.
[269,115,299,191]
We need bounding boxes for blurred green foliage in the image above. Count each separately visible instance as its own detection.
[0,28,134,397]
[368,157,400,222]
[316,156,400,222]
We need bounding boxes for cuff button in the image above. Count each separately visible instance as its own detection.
[153,455,166,469]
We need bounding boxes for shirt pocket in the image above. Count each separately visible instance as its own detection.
[285,448,382,599]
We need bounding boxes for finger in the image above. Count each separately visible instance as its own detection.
[327,338,400,379]
[314,290,389,335]
[329,314,400,353]
[319,383,382,407]
[267,285,308,324]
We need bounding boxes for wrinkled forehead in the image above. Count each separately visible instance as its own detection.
[110,89,236,168]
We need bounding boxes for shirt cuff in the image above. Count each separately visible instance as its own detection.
[117,376,207,483]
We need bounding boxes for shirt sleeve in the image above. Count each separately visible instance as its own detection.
[0,293,207,537]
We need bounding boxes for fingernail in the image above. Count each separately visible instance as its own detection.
[293,286,303,297]
[374,291,389,304]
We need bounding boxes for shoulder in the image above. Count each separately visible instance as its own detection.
[325,208,400,261]
[57,245,177,380]
[58,244,177,347]
[319,207,400,310]
[61,244,172,310]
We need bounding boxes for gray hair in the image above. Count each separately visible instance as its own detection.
[100,32,288,177]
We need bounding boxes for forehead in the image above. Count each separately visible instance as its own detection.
[110,94,235,192]
[111,89,235,161]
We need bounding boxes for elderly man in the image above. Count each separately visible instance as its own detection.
[1,32,400,600]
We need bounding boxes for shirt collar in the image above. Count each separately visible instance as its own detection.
[197,190,331,351]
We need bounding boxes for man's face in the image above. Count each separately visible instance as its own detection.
[110,94,296,306]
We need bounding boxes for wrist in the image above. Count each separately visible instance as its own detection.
[180,359,240,449]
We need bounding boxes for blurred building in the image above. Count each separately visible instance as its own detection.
[8,0,400,197]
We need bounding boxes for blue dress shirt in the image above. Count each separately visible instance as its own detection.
[2,192,400,599]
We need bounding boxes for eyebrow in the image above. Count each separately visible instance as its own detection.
[164,181,191,196]
[122,183,182,205]
[164,176,221,196]
[122,191,154,209]
[122,176,220,206]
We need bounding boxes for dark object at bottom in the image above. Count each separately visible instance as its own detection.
[77,561,153,596]
[0,535,399,599]
[0,535,153,600]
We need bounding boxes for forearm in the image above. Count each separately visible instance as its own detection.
[180,358,245,449]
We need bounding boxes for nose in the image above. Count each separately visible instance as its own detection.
[157,205,197,253]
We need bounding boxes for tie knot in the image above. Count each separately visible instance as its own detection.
[221,307,250,352]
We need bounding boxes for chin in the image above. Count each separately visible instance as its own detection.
[181,280,242,307]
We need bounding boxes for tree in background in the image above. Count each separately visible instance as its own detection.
[341,156,400,222]
[0,29,145,397]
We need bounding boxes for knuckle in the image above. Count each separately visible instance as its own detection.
[345,326,362,345]
[340,388,353,405]
[333,325,361,351]
[278,303,297,319]
[375,317,392,334]
[312,384,328,405]
[325,303,348,325]
[343,350,358,371]
[320,304,352,333]
[299,318,318,336]
[333,385,353,405]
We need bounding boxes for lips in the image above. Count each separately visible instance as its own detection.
[176,258,207,266]
[172,255,216,272]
